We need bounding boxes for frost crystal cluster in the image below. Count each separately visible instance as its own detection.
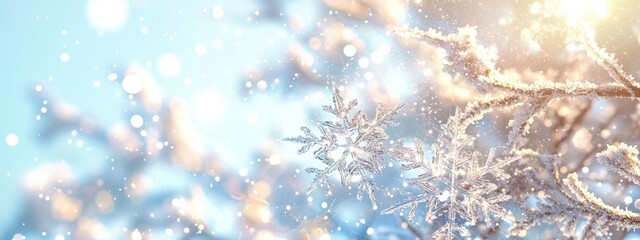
[288,15,640,240]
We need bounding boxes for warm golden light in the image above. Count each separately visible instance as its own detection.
[558,0,608,23]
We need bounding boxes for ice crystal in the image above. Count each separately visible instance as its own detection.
[383,113,517,240]
[284,87,402,208]
[596,143,640,185]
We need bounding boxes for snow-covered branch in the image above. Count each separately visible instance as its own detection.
[289,19,640,240]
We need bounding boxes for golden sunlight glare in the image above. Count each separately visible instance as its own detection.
[558,0,608,23]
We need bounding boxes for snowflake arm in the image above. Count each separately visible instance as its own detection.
[383,117,516,240]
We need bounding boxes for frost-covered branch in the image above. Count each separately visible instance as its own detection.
[396,26,640,155]
[596,143,640,185]
[288,18,640,239]
[580,25,640,96]
[512,172,640,239]
[510,146,640,239]
[396,27,640,99]
[456,94,521,131]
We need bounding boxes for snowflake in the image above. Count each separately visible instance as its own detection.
[383,113,518,239]
[285,87,402,208]
[286,21,640,239]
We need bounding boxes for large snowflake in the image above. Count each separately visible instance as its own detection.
[383,113,518,239]
[285,87,402,209]
[287,89,519,239]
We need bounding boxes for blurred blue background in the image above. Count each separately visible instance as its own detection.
[0,0,423,239]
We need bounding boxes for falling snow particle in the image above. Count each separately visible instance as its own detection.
[343,44,357,57]
[59,53,70,62]
[108,73,118,81]
[212,5,224,19]
[131,229,142,240]
[269,154,281,165]
[122,75,142,94]
[239,168,248,177]
[366,227,374,235]
[130,115,144,128]
[87,0,128,31]
[256,80,267,90]
[5,133,19,147]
